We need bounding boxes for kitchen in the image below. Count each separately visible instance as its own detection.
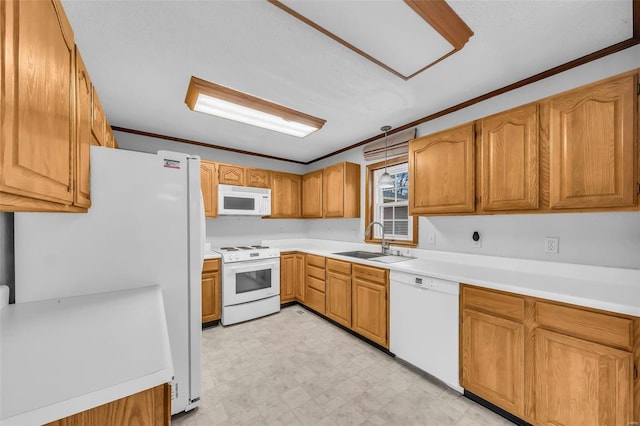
[1,0,640,425]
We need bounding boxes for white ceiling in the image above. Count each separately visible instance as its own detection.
[62,0,633,163]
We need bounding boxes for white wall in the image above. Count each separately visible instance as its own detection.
[114,131,307,175]
[0,212,15,303]
[205,217,308,248]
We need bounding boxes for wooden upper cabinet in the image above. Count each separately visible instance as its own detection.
[302,169,323,218]
[535,329,632,425]
[218,164,244,186]
[200,160,217,218]
[409,123,475,214]
[480,104,539,211]
[270,172,301,218]
[1,0,76,208]
[322,162,360,218]
[245,168,270,188]
[75,49,92,209]
[91,86,106,146]
[548,72,638,209]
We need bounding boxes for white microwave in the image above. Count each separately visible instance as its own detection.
[217,184,271,216]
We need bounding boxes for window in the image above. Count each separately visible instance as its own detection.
[365,156,418,246]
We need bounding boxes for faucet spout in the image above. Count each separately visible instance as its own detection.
[364,221,390,255]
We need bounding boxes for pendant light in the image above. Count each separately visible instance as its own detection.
[378,125,394,189]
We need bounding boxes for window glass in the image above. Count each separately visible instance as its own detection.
[373,163,412,241]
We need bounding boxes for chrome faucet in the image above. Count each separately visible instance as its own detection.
[364,221,390,255]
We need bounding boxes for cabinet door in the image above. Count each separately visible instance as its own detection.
[104,122,115,149]
[202,259,220,323]
[294,254,305,302]
[351,277,387,347]
[535,329,632,425]
[302,169,323,218]
[218,164,244,186]
[323,163,345,217]
[326,271,351,328]
[549,73,637,209]
[91,86,106,146]
[280,254,296,303]
[271,172,301,218]
[409,124,475,214]
[481,104,538,211]
[200,161,217,218]
[461,309,524,417]
[75,49,92,208]
[246,168,270,188]
[1,0,76,206]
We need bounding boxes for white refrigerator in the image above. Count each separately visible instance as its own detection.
[14,147,204,415]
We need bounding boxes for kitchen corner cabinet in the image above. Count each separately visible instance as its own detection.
[270,172,302,218]
[323,162,361,218]
[200,160,218,218]
[548,71,638,209]
[325,259,352,328]
[218,164,244,186]
[480,104,539,211]
[201,258,221,323]
[351,264,389,348]
[1,0,79,211]
[461,284,639,425]
[280,252,305,304]
[45,383,171,426]
[409,124,475,215]
[302,169,323,218]
[304,254,326,314]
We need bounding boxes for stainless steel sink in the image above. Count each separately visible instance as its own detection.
[333,251,415,263]
[333,250,384,259]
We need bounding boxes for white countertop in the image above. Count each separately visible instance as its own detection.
[0,286,174,426]
[265,238,640,317]
[204,250,222,260]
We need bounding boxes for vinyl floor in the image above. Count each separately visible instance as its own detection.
[172,305,513,425]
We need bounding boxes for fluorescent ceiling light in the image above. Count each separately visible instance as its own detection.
[185,76,326,137]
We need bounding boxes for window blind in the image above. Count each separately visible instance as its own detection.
[363,128,416,161]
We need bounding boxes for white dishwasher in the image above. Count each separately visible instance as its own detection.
[390,270,462,393]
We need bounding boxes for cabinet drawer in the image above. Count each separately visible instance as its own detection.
[306,264,325,281]
[306,275,325,293]
[306,254,325,268]
[202,259,220,273]
[305,286,326,314]
[462,285,524,322]
[326,258,351,276]
[536,301,633,350]
[352,264,387,284]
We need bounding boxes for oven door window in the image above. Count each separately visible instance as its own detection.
[236,268,271,294]
[224,196,255,211]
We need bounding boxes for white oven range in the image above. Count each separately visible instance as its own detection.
[213,245,280,325]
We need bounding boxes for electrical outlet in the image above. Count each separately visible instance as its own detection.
[427,233,436,245]
[544,237,559,253]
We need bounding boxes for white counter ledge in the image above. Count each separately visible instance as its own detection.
[204,250,222,260]
[264,238,640,317]
[0,286,173,426]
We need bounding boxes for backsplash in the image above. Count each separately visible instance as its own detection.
[205,216,307,248]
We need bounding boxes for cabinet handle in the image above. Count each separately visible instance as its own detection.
[634,364,638,381]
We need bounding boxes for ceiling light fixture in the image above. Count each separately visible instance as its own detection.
[185,76,326,137]
[378,125,394,189]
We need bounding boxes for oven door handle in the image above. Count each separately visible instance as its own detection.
[224,258,279,273]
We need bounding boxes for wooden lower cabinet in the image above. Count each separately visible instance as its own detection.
[280,253,297,303]
[536,329,632,425]
[201,259,221,323]
[304,254,326,314]
[351,267,389,348]
[325,259,352,328]
[461,284,639,425]
[45,383,170,426]
[293,254,305,302]
[461,309,524,417]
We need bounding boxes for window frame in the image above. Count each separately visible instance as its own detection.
[365,155,418,247]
